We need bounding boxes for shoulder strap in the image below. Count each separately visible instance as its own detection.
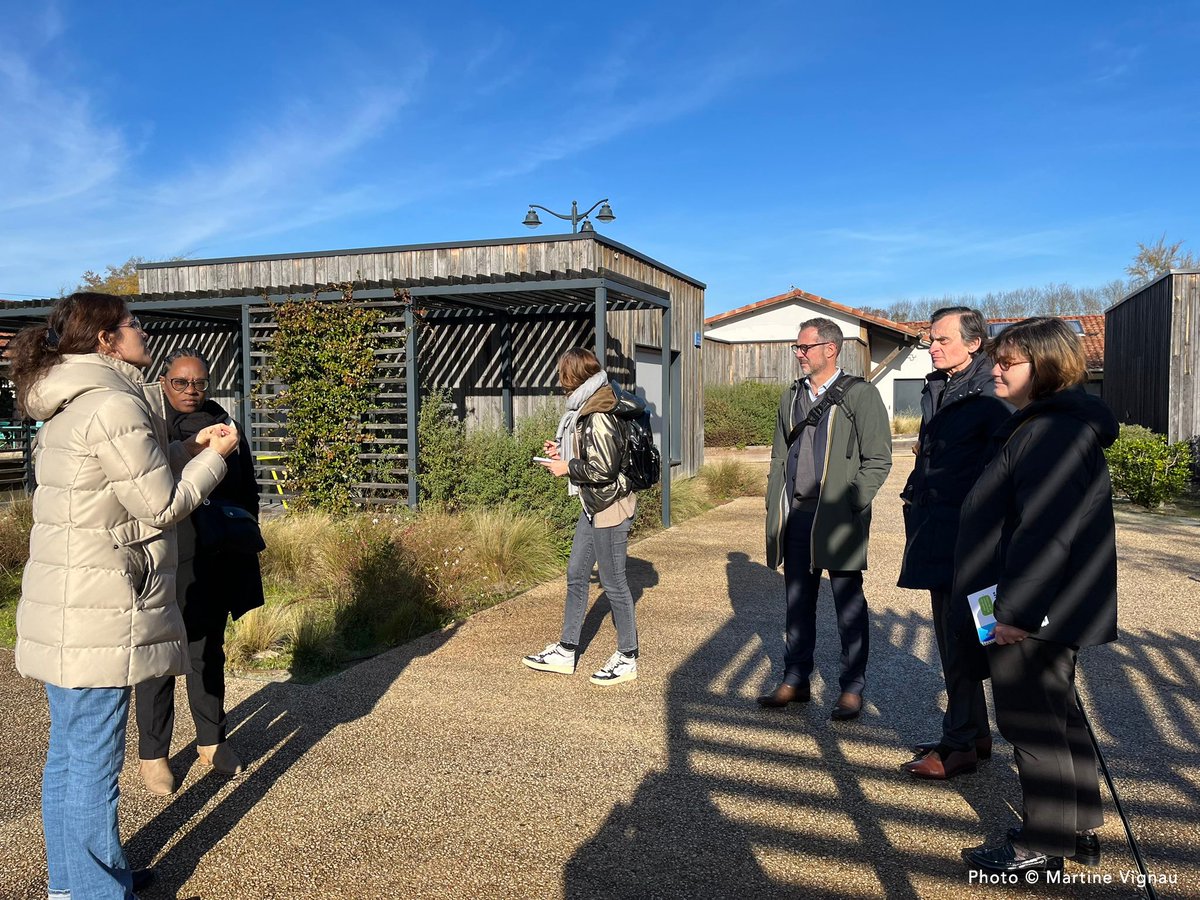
[785,375,865,447]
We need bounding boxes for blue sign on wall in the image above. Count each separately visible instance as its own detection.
[694,331,702,348]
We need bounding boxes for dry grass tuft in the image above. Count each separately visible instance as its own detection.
[699,459,765,501]
[0,498,33,575]
[225,604,293,668]
[466,506,562,594]
[892,411,921,435]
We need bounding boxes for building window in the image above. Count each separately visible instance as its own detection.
[893,378,924,417]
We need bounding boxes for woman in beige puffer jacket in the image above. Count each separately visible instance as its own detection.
[8,292,239,900]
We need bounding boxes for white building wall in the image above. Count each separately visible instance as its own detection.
[869,335,933,419]
[706,300,861,341]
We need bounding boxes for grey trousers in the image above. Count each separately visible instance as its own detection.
[561,510,638,655]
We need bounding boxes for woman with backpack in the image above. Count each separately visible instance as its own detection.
[522,347,648,686]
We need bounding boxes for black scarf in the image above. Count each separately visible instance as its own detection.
[167,400,229,442]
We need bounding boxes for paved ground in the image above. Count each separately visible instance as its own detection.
[1,454,1198,899]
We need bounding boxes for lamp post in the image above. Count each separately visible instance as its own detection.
[523,198,616,234]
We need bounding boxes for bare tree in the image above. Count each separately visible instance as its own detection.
[1126,235,1199,286]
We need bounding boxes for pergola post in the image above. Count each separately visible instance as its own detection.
[405,304,420,509]
[594,286,607,368]
[239,302,253,441]
[500,314,514,433]
[661,303,672,528]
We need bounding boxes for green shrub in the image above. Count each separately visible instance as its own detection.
[704,382,784,447]
[633,476,712,535]
[1106,424,1193,509]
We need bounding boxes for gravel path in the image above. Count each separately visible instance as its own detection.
[1,455,1197,899]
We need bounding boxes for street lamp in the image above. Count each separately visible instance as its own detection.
[523,198,616,234]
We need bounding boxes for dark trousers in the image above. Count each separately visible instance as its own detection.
[135,594,229,759]
[782,509,869,694]
[989,638,1103,857]
[931,590,990,750]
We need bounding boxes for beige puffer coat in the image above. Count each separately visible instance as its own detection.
[15,354,227,688]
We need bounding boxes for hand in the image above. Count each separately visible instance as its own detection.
[197,423,240,459]
[539,458,569,477]
[912,442,920,456]
[994,623,1030,645]
[542,440,561,460]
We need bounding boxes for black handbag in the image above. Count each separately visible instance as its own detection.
[192,498,266,555]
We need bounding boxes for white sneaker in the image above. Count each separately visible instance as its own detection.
[522,642,576,675]
[590,651,638,686]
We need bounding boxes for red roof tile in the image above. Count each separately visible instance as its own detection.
[705,288,920,338]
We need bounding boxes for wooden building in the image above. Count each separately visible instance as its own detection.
[1104,269,1200,442]
[703,288,924,418]
[0,234,704,522]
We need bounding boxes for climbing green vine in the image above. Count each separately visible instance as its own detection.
[264,286,386,513]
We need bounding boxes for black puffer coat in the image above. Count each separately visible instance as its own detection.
[898,353,1012,591]
[952,387,1119,648]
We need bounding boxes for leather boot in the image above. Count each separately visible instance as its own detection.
[138,758,177,796]
[197,742,244,775]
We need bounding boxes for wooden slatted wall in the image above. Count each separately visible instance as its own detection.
[1104,278,1173,434]
[702,337,868,386]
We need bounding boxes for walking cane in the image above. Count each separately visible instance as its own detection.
[1075,688,1159,900]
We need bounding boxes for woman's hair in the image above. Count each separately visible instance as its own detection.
[990,317,1088,400]
[558,347,602,392]
[163,346,211,372]
[6,292,128,416]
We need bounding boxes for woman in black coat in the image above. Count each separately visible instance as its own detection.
[955,318,1118,875]
[135,348,264,794]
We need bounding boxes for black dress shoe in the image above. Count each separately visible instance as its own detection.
[757,682,810,707]
[132,868,155,892]
[913,736,993,760]
[830,692,862,721]
[964,840,1063,873]
[1007,827,1101,867]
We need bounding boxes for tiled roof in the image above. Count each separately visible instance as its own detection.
[705,288,921,338]
[902,314,1105,371]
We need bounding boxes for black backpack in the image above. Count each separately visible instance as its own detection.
[621,411,661,491]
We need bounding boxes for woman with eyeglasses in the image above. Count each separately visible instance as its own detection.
[954,318,1118,875]
[8,293,239,899]
[134,347,264,795]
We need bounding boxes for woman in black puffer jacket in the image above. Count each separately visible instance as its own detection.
[522,348,647,687]
[135,348,264,795]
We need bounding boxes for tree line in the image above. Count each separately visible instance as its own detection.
[860,235,1198,324]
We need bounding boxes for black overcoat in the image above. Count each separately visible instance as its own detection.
[952,388,1119,648]
[898,353,1012,591]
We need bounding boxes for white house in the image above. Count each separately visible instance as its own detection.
[704,288,932,419]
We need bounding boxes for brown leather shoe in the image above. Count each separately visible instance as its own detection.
[903,748,978,780]
[756,682,810,707]
[913,736,993,759]
[830,692,863,721]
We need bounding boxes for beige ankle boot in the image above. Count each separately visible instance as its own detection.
[138,758,177,796]
[197,742,243,775]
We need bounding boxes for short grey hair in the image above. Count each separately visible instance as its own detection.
[798,317,844,353]
[163,346,211,373]
[930,307,987,352]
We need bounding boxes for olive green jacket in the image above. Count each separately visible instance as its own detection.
[765,374,892,571]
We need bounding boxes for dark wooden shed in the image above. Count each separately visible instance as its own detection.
[1104,269,1200,442]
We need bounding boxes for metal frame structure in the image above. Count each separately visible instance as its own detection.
[0,267,675,525]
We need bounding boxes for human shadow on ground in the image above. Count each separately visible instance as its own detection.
[564,549,1200,899]
[125,622,461,898]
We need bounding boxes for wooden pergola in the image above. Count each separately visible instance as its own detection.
[0,267,677,525]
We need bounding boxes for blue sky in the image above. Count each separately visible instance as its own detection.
[2,0,1198,313]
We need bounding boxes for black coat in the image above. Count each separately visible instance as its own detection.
[898,354,1012,591]
[171,400,265,621]
[952,388,1119,648]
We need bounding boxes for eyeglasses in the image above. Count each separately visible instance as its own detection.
[995,358,1032,372]
[791,341,834,355]
[116,318,145,333]
[167,377,209,392]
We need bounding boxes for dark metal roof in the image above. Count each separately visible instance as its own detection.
[135,232,707,290]
[0,267,671,327]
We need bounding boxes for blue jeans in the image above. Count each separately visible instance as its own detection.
[43,684,135,900]
[561,511,638,655]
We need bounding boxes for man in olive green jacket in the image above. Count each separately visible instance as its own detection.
[759,317,892,720]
